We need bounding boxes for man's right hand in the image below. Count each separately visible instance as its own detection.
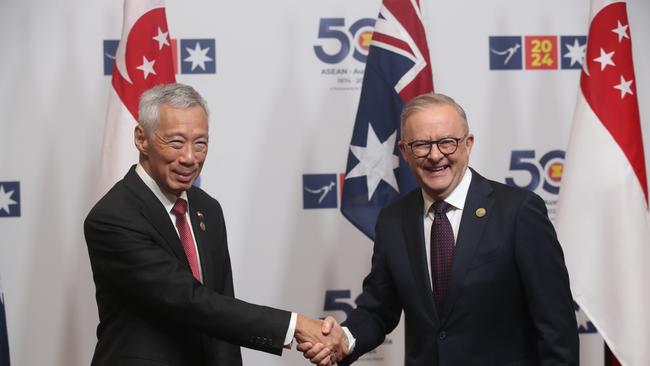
[295,315,349,365]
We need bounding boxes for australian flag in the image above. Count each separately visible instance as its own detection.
[0,280,9,366]
[341,0,434,239]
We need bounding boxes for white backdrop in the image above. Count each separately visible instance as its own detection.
[0,0,649,365]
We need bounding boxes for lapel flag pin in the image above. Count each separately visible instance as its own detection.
[197,211,206,231]
[475,207,486,218]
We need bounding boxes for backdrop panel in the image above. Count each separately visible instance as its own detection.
[0,0,648,365]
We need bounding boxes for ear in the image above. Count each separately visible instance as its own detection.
[134,125,148,155]
[398,140,409,160]
[464,133,475,155]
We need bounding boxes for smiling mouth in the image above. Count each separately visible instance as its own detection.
[425,165,449,173]
[175,171,195,182]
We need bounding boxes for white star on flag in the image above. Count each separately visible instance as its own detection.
[564,39,586,67]
[152,27,170,50]
[346,124,400,200]
[136,56,157,79]
[184,42,213,71]
[593,48,615,71]
[613,75,634,99]
[0,185,17,214]
[611,20,630,43]
[575,307,593,331]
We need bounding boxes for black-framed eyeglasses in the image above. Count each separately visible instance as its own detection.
[405,135,466,158]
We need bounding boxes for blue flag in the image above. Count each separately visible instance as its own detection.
[0,283,9,366]
[341,0,434,239]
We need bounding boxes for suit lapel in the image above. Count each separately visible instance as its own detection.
[440,169,494,320]
[402,189,440,323]
[123,167,191,269]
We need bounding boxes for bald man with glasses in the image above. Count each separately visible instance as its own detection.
[307,93,579,366]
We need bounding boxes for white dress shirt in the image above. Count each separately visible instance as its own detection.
[136,164,204,282]
[422,168,472,289]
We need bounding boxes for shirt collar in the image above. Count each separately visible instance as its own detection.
[422,167,473,216]
[135,164,189,214]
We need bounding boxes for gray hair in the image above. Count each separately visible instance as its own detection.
[138,83,209,135]
[400,93,469,135]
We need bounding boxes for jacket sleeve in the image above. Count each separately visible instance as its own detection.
[340,209,403,365]
[514,192,580,366]
[84,202,291,355]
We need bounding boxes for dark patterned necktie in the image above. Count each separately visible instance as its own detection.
[172,198,201,282]
[431,200,454,309]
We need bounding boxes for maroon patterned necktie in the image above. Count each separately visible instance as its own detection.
[431,200,454,309]
[171,198,201,282]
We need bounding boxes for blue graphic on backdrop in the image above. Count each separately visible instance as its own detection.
[303,174,338,209]
[323,289,361,317]
[560,36,587,69]
[104,38,216,75]
[103,40,119,75]
[180,39,216,74]
[505,150,564,195]
[489,36,523,70]
[314,18,375,64]
[313,17,375,91]
[0,181,20,218]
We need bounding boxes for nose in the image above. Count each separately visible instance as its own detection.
[178,143,197,165]
[426,144,445,161]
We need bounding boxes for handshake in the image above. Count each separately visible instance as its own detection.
[294,314,351,366]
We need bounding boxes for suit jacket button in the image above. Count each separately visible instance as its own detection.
[439,331,447,340]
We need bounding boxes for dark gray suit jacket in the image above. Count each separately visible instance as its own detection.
[85,166,291,366]
[341,168,579,366]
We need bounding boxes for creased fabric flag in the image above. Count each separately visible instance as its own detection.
[97,0,176,195]
[341,0,433,239]
[0,277,9,366]
[556,1,649,365]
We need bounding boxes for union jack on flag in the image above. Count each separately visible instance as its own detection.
[341,0,434,239]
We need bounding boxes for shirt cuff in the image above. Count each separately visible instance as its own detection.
[284,312,298,347]
[342,326,356,353]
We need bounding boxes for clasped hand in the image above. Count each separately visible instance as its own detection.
[295,315,349,366]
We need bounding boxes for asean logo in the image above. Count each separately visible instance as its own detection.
[314,18,375,64]
[505,150,565,195]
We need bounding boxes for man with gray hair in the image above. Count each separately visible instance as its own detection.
[305,92,579,365]
[85,83,347,366]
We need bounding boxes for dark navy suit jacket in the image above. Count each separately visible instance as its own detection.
[85,166,290,366]
[341,168,579,366]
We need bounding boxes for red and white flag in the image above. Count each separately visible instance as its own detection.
[97,0,175,195]
[556,1,649,365]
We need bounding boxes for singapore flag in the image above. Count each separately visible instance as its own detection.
[556,1,649,365]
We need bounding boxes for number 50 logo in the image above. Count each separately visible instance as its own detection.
[505,150,565,194]
[314,18,375,64]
